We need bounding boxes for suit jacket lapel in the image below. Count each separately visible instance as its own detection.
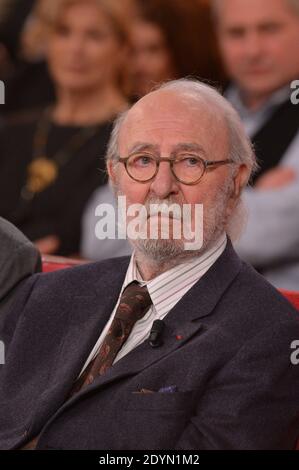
[46,257,131,396]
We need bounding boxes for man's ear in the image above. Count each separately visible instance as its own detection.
[226,164,249,219]
[232,164,250,199]
[107,160,117,185]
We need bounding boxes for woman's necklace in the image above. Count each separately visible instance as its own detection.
[21,107,102,201]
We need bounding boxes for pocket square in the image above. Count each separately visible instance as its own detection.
[158,385,178,393]
[133,385,178,394]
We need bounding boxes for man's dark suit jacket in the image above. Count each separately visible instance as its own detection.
[0,241,298,450]
[0,217,41,313]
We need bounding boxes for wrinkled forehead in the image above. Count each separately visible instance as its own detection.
[119,91,230,158]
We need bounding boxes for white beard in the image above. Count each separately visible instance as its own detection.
[115,180,233,263]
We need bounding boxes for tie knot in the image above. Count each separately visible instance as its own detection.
[115,281,152,324]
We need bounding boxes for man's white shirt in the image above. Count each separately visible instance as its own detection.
[79,233,227,376]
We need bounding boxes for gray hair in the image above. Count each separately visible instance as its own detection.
[211,0,299,20]
[106,78,258,185]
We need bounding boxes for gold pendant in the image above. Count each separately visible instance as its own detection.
[26,157,58,194]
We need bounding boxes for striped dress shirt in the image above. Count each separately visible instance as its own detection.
[79,234,227,376]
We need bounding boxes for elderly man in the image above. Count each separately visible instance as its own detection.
[212,0,299,289]
[0,217,41,313]
[0,79,299,450]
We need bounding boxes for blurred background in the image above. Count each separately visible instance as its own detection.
[0,0,298,290]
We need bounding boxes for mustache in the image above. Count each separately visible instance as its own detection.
[115,192,197,223]
[143,198,191,220]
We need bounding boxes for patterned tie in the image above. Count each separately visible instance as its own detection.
[68,281,152,397]
[20,281,152,450]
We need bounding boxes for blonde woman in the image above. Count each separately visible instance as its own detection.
[0,0,132,256]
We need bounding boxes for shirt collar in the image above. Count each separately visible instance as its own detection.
[122,233,227,316]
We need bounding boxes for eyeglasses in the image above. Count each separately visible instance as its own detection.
[118,154,234,186]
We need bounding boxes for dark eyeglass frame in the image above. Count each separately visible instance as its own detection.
[118,155,234,186]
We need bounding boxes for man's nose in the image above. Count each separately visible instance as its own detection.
[243,31,264,59]
[149,161,179,198]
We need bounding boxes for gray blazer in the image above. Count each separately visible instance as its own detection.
[0,217,41,311]
[0,241,298,450]
[234,129,299,291]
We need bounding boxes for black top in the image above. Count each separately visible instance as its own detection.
[0,113,112,255]
[1,62,56,116]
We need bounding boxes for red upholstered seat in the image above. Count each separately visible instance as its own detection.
[280,289,299,311]
[42,255,88,272]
